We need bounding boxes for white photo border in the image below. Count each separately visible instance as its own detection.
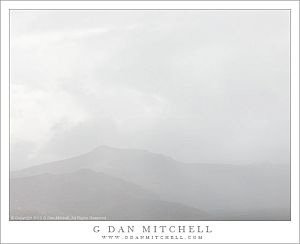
[1,1,299,243]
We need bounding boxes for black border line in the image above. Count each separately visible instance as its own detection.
[0,4,1,244]
[8,8,293,10]
[289,7,292,222]
[1,0,300,1]
[7,8,292,222]
[8,8,11,225]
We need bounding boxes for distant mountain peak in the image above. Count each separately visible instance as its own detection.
[90,145,115,151]
[89,144,152,155]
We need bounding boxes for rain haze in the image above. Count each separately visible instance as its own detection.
[10,10,290,169]
[9,10,290,221]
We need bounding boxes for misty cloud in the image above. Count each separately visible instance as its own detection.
[10,10,290,169]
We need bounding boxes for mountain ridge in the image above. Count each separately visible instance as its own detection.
[10,168,211,220]
[10,145,290,220]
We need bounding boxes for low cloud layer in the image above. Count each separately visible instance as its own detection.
[10,10,290,169]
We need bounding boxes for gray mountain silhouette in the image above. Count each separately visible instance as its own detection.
[10,169,210,220]
[11,145,290,220]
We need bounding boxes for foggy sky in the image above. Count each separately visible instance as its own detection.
[10,10,290,170]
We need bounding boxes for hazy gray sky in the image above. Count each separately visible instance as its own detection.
[10,10,290,169]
